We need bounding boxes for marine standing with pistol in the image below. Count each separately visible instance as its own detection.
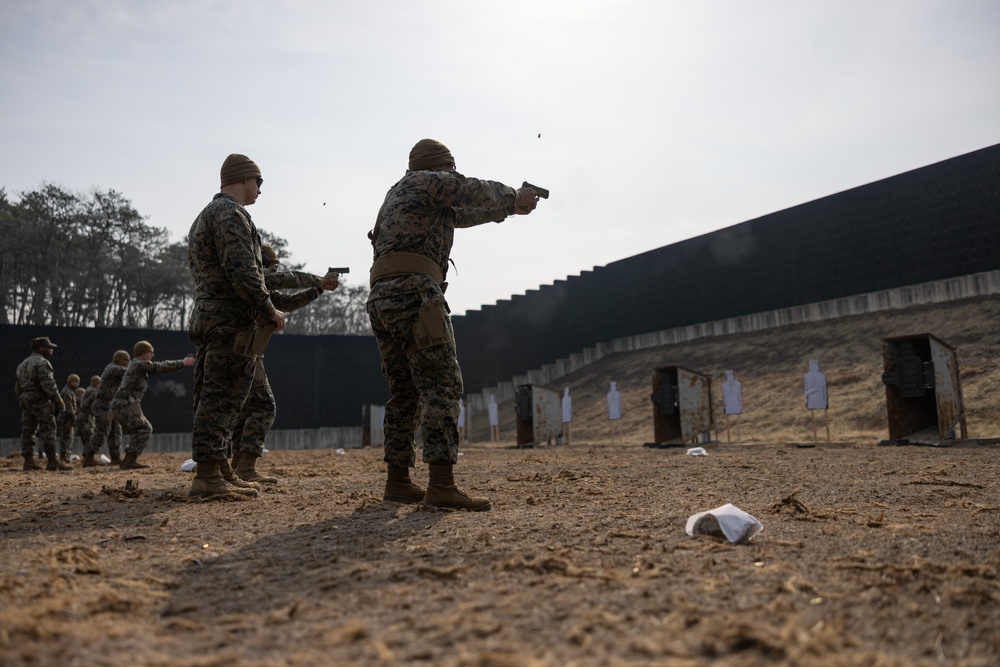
[367,138,542,511]
[187,153,284,498]
[229,244,341,485]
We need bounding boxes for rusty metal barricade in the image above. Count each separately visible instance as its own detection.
[649,366,713,446]
[514,384,562,447]
[881,334,966,443]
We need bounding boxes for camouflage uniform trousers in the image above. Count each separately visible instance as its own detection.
[189,299,259,462]
[117,402,153,455]
[231,357,275,458]
[88,407,124,457]
[367,290,463,467]
[57,411,75,457]
[75,415,94,453]
[19,399,58,458]
[192,352,256,462]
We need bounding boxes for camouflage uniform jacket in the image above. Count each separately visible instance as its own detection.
[265,269,321,291]
[78,385,99,419]
[93,363,127,410]
[266,268,323,313]
[59,384,78,418]
[368,170,518,301]
[14,353,63,408]
[111,358,186,409]
[188,193,276,349]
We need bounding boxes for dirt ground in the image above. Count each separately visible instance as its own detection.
[3,295,1000,666]
[1,441,997,667]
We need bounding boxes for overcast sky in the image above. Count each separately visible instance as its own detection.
[2,0,998,316]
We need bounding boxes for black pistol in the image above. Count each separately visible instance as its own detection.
[522,181,550,199]
[327,267,350,274]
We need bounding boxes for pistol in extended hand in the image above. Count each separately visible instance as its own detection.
[522,181,550,199]
[327,267,350,274]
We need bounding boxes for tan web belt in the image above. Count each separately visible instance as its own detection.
[369,252,443,287]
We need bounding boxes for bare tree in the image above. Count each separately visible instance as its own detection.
[0,187,372,334]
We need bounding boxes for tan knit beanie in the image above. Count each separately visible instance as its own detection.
[91,375,101,387]
[408,139,454,171]
[67,374,80,383]
[133,340,154,357]
[261,243,279,268]
[220,154,262,187]
[113,350,130,364]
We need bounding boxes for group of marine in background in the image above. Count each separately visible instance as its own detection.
[14,240,321,491]
[15,336,193,472]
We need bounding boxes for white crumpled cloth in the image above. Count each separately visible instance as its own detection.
[685,503,763,544]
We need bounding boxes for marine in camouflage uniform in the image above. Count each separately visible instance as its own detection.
[366,139,540,511]
[109,340,194,469]
[186,153,283,498]
[75,380,98,455]
[57,374,81,461]
[230,246,340,484]
[14,337,72,472]
[87,350,130,465]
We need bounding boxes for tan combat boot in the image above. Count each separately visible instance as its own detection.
[82,452,106,467]
[44,449,73,472]
[384,465,425,503]
[423,461,490,511]
[234,453,277,485]
[108,451,122,466]
[120,452,150,470]
[188,460,258,498]
[220,458,261,491]
[22,453,43,471]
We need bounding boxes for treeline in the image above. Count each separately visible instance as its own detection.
[0,185,371,335]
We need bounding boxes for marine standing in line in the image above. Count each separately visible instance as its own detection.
[57,373,81,463]
[14,337,72,472]
[109,340,195,470]
[229,243,340,485]
[187,153,284,498]
[367,138,541,511]
[74,385,91,452]
[86,350,130,467]
[76,375,101,456]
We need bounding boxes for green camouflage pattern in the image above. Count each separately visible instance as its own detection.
[231,373,275,458]
[368,169,517,294]
[14,353,62,406]
[91,363,126,411]
[19,401,57,458]
[87,362,126,457]
[57,383,78,456]
[188,192,275,336]
[368,287,463,466]
[74,388,95,452]
[14,353,62,457]
[190,353,256,461]
[367,169,516,467]
[110,359,185,410]
[265,269,321,290]
[231,269,324,458]
[87,410,123,457]
[110,358,186,455]
[188,193,274,463]
[77,385,97,424]
[59,384,78,419]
